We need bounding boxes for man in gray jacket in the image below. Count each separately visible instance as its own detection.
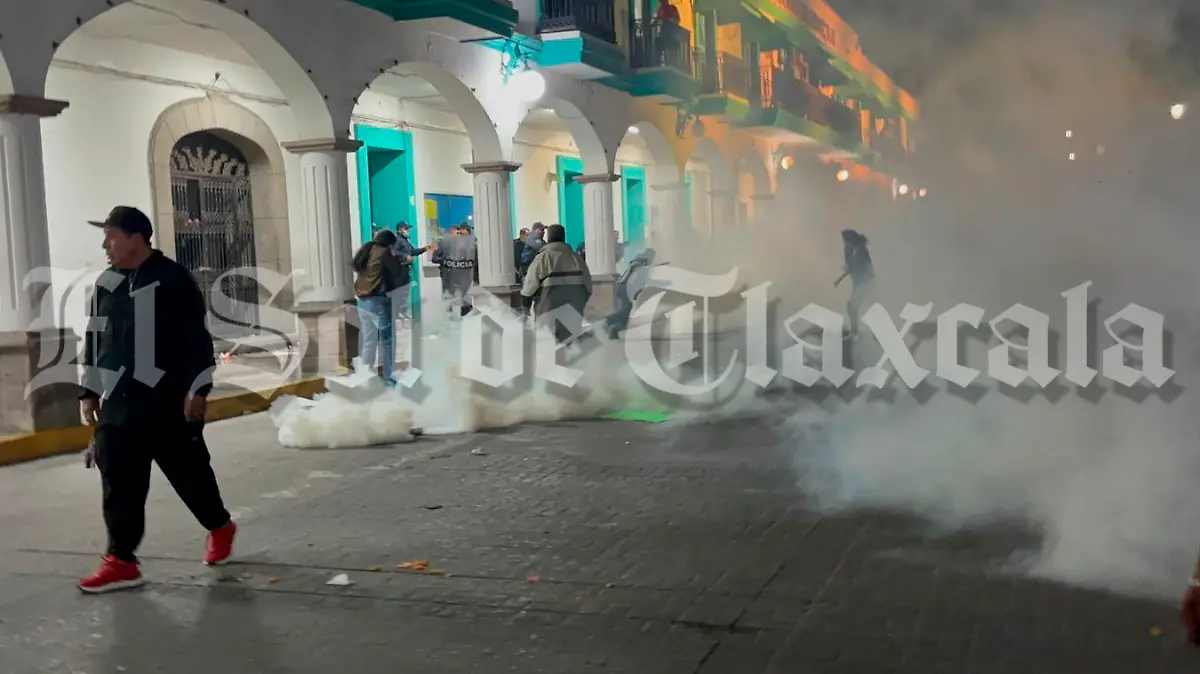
[521,224,592,344]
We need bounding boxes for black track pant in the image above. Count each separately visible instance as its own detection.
[94,417,231,562]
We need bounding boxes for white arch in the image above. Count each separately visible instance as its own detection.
[528,74,635,175]
[737,146,773,196]
[520,97,612,175]
[49,0,335,140]
[146,96,292,297]
[690,137,735,190]
[626,120,681,184]
[372,63,504,163]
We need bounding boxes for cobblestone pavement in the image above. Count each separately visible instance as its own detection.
[0,409,1194,673]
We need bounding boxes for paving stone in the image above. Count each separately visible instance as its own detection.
[0,412,1193,673]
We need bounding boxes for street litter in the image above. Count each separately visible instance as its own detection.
[326,573,354,586]
[397,561,430,571]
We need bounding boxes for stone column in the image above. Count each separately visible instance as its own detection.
[575,173,620,277]
[649,182,688,248]
[281,138,362,376]
[751,193,774,226]
[710,188,738,233]
[462,162,518,289]
[0,95,80,433]
[573,173,620,317]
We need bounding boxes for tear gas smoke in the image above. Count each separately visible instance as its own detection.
[268,298,759,448]
[655,4,1200,598]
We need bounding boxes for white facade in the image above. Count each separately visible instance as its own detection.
[0,0,751,316]
[0,0,775,352]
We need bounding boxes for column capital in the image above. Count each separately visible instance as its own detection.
[281,137,362,154]
[462,161,520,174]
[574,173,620,184]
[0,95,69,118]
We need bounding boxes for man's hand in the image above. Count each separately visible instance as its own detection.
[406,255,415,262]
[184,394,208,422]
[80,398,99,426]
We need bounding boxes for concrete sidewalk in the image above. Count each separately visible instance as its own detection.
[0,410,1194,673]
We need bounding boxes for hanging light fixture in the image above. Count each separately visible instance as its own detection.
[510,69,545,102]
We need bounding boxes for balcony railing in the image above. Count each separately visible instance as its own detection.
[539,0,616,44]
[871,131,906,162]
[763,68,858,135]
[629,19,693,74]
[697,51,750,99]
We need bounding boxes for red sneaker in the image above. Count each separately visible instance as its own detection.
[204,521,237,566]
[78,556,144,594]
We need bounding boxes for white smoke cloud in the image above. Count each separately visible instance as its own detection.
[648,2,1200,599]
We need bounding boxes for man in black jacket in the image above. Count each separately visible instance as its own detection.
[77,206,236,594]
[391,221,430,319]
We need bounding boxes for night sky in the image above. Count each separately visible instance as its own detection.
[825,0,1196,93]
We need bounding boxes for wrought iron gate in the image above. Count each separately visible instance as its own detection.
[170,131,260,337]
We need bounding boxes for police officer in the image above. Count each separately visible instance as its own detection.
[77,206,236,593]
[437,222,477,316]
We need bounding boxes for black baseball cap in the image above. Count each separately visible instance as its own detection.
[89,206,153,241]
[396,221,410,231]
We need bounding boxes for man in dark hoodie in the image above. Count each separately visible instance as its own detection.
[514,228,529,284]
[520,223,546,273]
[77,206,236,594]
[834,228,875,339]
[390,221,431,319]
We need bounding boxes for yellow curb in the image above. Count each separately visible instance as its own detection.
[0,377,327,468]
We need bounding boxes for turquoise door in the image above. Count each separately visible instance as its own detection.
[367,150,408,231]
[622,166,646,250]
[556,155,586,248]
[354,125,420,316]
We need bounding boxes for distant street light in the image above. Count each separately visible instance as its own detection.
[1171,103,1186,120]
[836,169,850,182]
[897,184,909,195]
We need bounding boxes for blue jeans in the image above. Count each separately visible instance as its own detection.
[357,296,394,380]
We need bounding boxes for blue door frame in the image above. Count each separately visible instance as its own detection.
[621,165,646,251]
[556,155,586,249]
[354,124,421,317]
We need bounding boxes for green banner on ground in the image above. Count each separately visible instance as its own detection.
[601,408,672,423]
